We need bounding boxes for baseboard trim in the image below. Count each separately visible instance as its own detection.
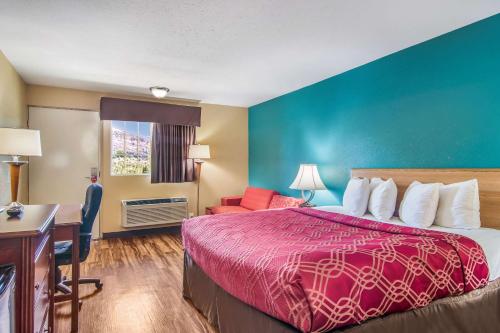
[102,225,181,239]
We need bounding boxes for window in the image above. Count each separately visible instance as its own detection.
[111,120,151,176]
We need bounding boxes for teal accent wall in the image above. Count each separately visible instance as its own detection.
[249,14,500,205]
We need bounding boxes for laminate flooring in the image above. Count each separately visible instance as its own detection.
[55,233,216,333]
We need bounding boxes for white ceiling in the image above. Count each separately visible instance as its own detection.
[1,1,498,107]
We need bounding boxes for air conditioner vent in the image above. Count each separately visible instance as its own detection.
[121,197,188,228]
[124,197,188,206]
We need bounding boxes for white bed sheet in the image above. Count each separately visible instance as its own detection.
[315,205,500,281]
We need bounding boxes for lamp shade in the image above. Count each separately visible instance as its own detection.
[0,128,42,157]
[289,164,326,190]
[188,144,210,159]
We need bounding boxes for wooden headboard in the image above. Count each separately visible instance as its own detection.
[351,168,500,229]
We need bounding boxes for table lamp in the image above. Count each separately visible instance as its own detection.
[0,128,42,214]
[289,164,327,207]
[188,144,210,216]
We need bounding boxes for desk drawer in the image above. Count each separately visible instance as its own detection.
[34,286,49,333]
[34,240,50,333]
[34,233,50,305]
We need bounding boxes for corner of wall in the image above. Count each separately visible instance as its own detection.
[0,51,28,204]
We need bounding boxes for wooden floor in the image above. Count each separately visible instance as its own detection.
[55,233,217,333]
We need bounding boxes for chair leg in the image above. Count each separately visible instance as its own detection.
[55,266,73,294]
[56,282,72,294]
[61,277,103,290]
[79,278,104,289]
[55,267,62,284]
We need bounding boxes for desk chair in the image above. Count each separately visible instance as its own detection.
[55,183,103,295]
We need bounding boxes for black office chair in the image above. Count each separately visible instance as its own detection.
[55,183,103,295]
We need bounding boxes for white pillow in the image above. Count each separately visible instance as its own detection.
[343,178,370,217]
[368,178,397,221]
[434,179,480,229]
[399,181,440,228]
[369,177,383,191]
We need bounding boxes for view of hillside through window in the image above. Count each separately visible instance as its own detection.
[111,121,151,176]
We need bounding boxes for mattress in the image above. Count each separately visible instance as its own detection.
[315,206,500,281]
[182,208,489,332]
[183,251,500,333]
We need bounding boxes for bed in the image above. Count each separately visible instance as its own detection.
[182,168,500,333]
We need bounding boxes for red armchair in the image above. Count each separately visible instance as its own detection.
[207,187,304,215]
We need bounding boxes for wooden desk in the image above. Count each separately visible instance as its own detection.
[0,204,58,333]
[54,204,82,333]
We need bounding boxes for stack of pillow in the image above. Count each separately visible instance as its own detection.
[342,177,480,229]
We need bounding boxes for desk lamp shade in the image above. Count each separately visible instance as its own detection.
[0,128,42,213]
[0,128,42,157]
[289,164,326,206]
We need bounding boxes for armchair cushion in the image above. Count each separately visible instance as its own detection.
[240,187,278,211]
[269,195,304,209]
[221,195,243,206]
[211,206,252,215]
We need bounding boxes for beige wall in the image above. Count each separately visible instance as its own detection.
[27,85,248,233]
[0,51,28,205]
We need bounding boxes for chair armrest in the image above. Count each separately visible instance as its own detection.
[221,195,243,206]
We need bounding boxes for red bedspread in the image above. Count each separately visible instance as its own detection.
[182,208,489,332]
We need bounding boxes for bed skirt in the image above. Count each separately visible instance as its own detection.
[183,252,500,333]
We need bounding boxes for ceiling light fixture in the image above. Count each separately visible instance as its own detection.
[150,86,170,98]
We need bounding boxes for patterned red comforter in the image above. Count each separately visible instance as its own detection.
[182,208,489,332]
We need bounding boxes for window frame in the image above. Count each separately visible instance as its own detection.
[110,120,152,177]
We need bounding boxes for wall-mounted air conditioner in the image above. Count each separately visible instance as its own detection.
[121,197,188,228]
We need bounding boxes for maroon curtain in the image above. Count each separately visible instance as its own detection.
[151,124,196,183]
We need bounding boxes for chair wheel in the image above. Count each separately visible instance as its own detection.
[95,282,104,289]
